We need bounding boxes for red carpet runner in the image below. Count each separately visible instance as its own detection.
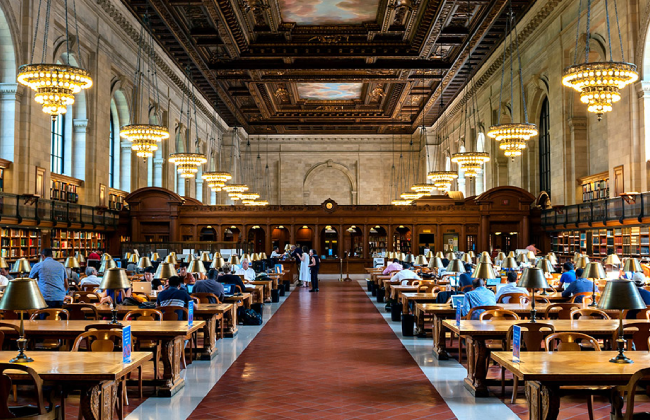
[190,280,456,420]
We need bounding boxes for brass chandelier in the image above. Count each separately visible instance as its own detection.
[428,171,458,191]
[562,0,637,120]
[451,152,490,178]
[487,1,537,159]
[18,0,92,118]
[202,112,232,191]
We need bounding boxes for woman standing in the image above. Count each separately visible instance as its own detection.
[299,245,310,288]
[309,249,320,292]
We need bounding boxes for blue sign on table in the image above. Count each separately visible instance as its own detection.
[512,325,521,362]
[122,325,132,363]
[275,264,282,274]
[455,303,462,326]
[188,301,194,327]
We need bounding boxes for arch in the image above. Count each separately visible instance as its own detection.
[110,81,131,191]
[0,2,17,163]
[302,160,357,205]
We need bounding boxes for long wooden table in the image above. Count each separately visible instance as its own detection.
[442,319,622,397]
[3,319,202,397]
[491,351,650,420]
[0,351,151,420]
[401,293,439,315]
[249,280,273,302]
[95,303,235,359]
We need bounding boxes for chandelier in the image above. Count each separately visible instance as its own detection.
[18,0,92,118]
[427,171,458,191]
[241,192,261,205]
[120,124,169,158]
[487,0,536,160]
[400,192,423,201]
[451,152,490,178]
[224,184,248,200]
[391,199,413,206]
[169,153,207,178]
[202,171,232,191]
[411,183,435,195]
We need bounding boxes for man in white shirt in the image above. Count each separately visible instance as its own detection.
[235,259,256,281]
[0,274,8,286]
[495,271,529,303]
[270,247,282,258]
[79,267,102,287]
[390,267,421,285]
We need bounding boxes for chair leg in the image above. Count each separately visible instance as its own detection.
[587,395,594,420]
[153,346,160,380]
[501,367,506,398]
[511,376,519,404]
[12,385,16,402]
[138,366,143,399]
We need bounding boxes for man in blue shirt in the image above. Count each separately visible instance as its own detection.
[461,278,497,319]
[29,249,67,308]
[634,273,650,304]
[157,276,191,308]
[559,262,577,288]
[561,276,598,302]
[458,263,474,288]
[193,269,225,302]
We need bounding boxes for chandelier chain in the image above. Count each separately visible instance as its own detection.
[511,0,529,123]
[497,7,508,126]
[605,0,613,61]
[585,0,591,64]
[42,0,52,63]
[613,0,624,61]
[573,0,583,65]
[72,0,82,67]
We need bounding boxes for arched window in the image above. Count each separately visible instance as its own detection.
[51,115,65,174]
[109,112,115,188]
[539,98,551,196]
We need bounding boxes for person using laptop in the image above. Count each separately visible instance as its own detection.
[156,276,191,307]
[79,267,101,287]
[495,271,528,303]
[235,259,256,281]
[461,278,497,320]
[219,264,247,294]
[458,263,474,288]
[193,268,225,303]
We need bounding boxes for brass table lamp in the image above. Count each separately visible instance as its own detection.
[164,254,178,265]
[251,253,260,262]
[0,278,47,362]
[461,254,472,264]
[598,279,646,363]
[12,258,31,277]
[200,252,211,262]
[0,257,7,269]
[575,256,590,270]
[502,257,519,271]
[99,268,131,325]
[415,255,428,267]
[137,257,152,271]
[517,267,549,322]
[64,257,80,270]
[447,259,465,292]
[211,257,225,269]
[260,252,268,260]
[187,259,207,274]
[496,252,506,261]
[516,253,529,265]
[623,258,643,274]
[435,251,444,259]
[507,251,516,259]
[472,262,497,281]
[98,258,117,274]
[583,262,606,307]
[229,255,240,265]
[535,257,555,295]
[74,252,86,264]
[429,257,446,271]
[404,254,415,264]
[127,254,139,264]
[151,252,160,262]
[154,262,176,280]
[479,253,492,264]
[468,251,476,259]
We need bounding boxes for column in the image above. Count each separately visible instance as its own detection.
[289,224,295,245]
[120,141,132,192]
[362,224,369,259]
[567,117,588,204]
[313,225,319,254]
[196,177,204,203]
[265,224,272,254]
[436,224,442,254]
[153,158,164,187]
[521,216,530,248]
[635,81,650,193]
[388,224,393,252]
[72,119,88,181]
[461,224,467,252]
[0,83,17,162]
[479,215,489,252]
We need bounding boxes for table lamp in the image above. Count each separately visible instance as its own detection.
[415,255,428,266]
[12,258,31,277]
[444,252,453,261]
[468,251,476,259]
[155,262,176,280]
[211,257,225,269]
[435,251,444,259]
[124,252,132,261]
[447,259,465,292]
[516,253,529,265]
[399,252,407,262]
[64,257,80,271]
[598,279,646,363]
[98,258,117,274]
[229,255,240,265]
[461,254,472,264]
[199,251,211,262]
[606,253,621,268]
[386,251,394,260]
[404,254,415,264]
[284,244,292,252]
[502,257,519,271]
[188,259,207,275]
[0,257,7,270]
[74,252,86,264]
[546,253,557,266]
[573,252,582,263]
[133,249,140,257]
[429,257,446,271]
[102,253,113,261]
[623,258,642,275]
[496,252,506,261]
[0,278,47,362]
[425,251,433,259]
[251,253,260,262]
[473,262,497,281]
[242,254,251,263]
[535,258,555,295]
[583,262,606,307]
[165,254,178,265]
[151,252,160,262]
[99,268,131,325]
[479,253,493,264]
[137,256,152,271]
[517,267,549,322]
[127,254,139,264]
[507,251,516,258]
[575,256,590,271]
[260,252,268,259]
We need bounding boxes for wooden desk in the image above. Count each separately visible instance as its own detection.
[2,319,202,397]
[389,284,419,300]
[491,351,650,420]
[249,280,273,302]
[223,292,253,313]
[245,284,265,304]
[401,293,439,315]
[0,351,151,420]
[382,279,401,300]
[96,303,235,359]
[442,319,623,397]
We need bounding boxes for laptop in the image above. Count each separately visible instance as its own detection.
[223,284,236,297]
[486,278,501,287]
[450,294,465,309]
[131,281,152,295]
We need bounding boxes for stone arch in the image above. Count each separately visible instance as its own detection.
[0,0,17,164]
[302,160,357,205]
[110,78,131,192]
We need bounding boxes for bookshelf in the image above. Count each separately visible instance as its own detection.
[50,174,82,204]
[0,227,41,261]
[108,193,125,211]
[579,171,609,203]
[551,226,650,260]
[393,228,412,254]
[369,234,387,256]
[50,229,106,259]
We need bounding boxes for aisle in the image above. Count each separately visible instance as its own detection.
[190,280,455,420]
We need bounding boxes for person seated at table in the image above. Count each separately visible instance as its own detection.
[270,247,282,258]
[219,264,247,294]
[559,262,577,288]
[441,256,450,267]
[0,267,13,281]
[235,259,256,281]
[182,272,197,293]
[79,267,101,287]
[461,278,496,320]
[156,275,191,307]
[143,267,163,292]
[193,269,225,303]
[87,249,101,261]
[390,264,421,284]
[126,260,138,273]
[495,271,528,303]
[66,266,80,286]
[575,268,584,278]
[561,272,598,302]
[98,285,132,305]
[633,272,650,303]
[177,263,195,284]
[383,259,403,275]
[458,263,474,288]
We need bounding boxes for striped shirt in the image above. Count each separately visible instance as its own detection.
[156,287,191,307]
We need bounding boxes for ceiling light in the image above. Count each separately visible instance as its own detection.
[169,153,207,178]
[451,152,490,178]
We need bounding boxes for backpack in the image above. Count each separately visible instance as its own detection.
[242,308,263,325]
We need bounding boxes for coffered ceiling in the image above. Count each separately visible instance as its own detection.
[120,0,536,134]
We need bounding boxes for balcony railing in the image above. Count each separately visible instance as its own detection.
[0,192,119,228]
[542,193,648,227]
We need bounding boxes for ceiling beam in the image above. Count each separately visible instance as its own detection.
[210,59,450,71]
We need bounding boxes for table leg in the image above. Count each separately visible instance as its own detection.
[197,314,218,360]
[525,381,560,420]
[158,336,185,397]
[385,283,391,301]
[463,336,490,397]
[402,298,409,315]
[432,315,450,360]
[79,380,118,420]
[224,305,238,337]
[610,387,624,420]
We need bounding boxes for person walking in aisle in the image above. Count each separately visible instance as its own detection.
[29,248,68,308]
[309,249,320,292]
[299,245,310,288]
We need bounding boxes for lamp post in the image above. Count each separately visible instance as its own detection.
[517,267,549,323]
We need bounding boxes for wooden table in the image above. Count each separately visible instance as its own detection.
[3,319,203,397]
[401,293,439,315]
[249,280,274,302]
[442,319,622,397]
[491,351,650,420]
[245,284,265,304]
[0,351,151,420]
[96,303,235,358]
[389,284,419,300]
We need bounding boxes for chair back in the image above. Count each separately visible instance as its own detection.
[84,323,124,332]
[191,293,220,304]
[479,309,520,321]
[73,291,100,303]
[436,291,460,304]
[460,285,473,293]
[614,366,650,420]
[623,322,650,351]
[0,322,22,337]
[123,309,163,321]
[0,363,48,418]
[80,284,98,292]
[544,303,581,320]
[71,330,123,352]
[569,308,610,320]
[533,296,550,303]
[466,305,501,320]
[570,291,597,303]
[159,306,189,321]
[0,311,18,320]
[63,303,99,320]
[506,322,555,351]
[497,292,529,304]
[29,308,69,321]
[545,332,601,352]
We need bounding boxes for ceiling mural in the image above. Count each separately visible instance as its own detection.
[278,0,380,25]
[297,83,363,101]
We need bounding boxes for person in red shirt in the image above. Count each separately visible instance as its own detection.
[87,249,100,260]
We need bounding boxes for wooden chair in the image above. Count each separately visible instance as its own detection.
[544,303,581,320]
[569,308,610,320]
[611,367,650,420]
[0,363,58,420]
[460,284,473,293]
[84,323,123,332]
[123,309,163,321]
[479,309,520,321]
[123,309,163,392]
[496,292,529,304]
[29,309,70,350]
[0,310,19,320]
[62,303,99,320]
[72,291,99,303]
[465,305,502,320]
[503,322,555,403]
[623,322,650,351]
[533,296,550,303]
[191,293,221,304]
[80,284,99,292]
[452,305,501,364]
[571,291,599,304]
[545,332,605,420]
